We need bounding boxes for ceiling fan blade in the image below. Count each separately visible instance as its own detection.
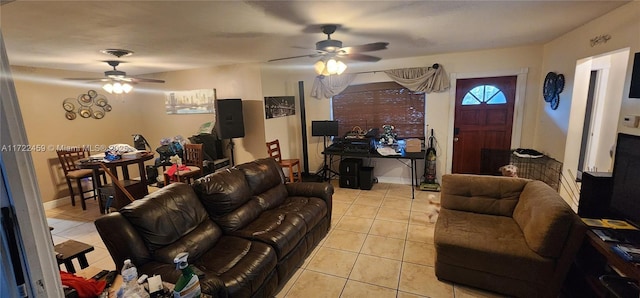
[64,77,110,81]
[268,53,320,62]
[129,77,166,83]
[340,42,389,54]
[342,53,382,62]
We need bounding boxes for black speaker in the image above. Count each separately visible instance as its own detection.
[359,166,374,190]
[630,52,640,98]
[216,99,245,139]
[339,158,362,189]
[578,172,613,218]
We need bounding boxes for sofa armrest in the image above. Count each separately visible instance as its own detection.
[94,212,152,271]
[286,182,334,201]
[286,182,334,223]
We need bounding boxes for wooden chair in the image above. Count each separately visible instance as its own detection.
[266,139,301,183]
[56,148,106,210]
[163,143,204,185]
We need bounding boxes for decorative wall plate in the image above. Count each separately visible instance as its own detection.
[62,98,76,112]
[78,107,92,118]
[92,110,105,119]
[78,93,93,106]
[94,95,108,107]
[543,72,558,103]
[65,111,76,120]
[556,74,565,93]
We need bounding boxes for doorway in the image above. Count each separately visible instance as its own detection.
[452,76,517,174]
[563,48,630,187]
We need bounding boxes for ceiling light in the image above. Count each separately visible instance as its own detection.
[102,81,132,94]
[314,58,347,76]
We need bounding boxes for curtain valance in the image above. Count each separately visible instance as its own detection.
[310,64,449,99]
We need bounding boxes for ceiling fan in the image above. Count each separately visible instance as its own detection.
[269,25,389,75]
[65,60,165,84]
[65,49,164,93]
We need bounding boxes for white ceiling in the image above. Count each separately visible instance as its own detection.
[0,0,630,77]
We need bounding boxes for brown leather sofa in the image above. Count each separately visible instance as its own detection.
[434,174,586,298]
[95,158,333,297]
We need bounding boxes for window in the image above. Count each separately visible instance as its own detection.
[461,85,507,105]
[332,82,425,138]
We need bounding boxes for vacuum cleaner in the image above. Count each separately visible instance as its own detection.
[420,129,441,192]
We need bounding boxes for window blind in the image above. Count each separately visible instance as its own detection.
[332,82,425,139]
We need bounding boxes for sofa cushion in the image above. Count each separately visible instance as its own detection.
[212,199,263,232]
[193,167,254,216]
[136,236,276,298]
[513,181,575,258]
[238,158,286,195]
[276,196,327,231]
[119,183,217,258]
[231,209,307,259]
[196,236,277,297]
[442,174,528,216]
[435,209,555,282]
[254,184,288,210]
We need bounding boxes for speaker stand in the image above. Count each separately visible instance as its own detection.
[229,138,236,166]
[316,135,339,181]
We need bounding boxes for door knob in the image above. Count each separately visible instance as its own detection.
[453,137,459,142]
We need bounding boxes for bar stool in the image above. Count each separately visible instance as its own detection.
[56,148,106,210]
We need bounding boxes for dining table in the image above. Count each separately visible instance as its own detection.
[77,151,154,212]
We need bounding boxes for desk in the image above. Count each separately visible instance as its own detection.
[78,152,154,211]
[323,149,425,199]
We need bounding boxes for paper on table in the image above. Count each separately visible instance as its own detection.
[377,147,400,156]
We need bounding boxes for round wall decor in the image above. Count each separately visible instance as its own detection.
[543,72,564,110]
[62,90,111,120]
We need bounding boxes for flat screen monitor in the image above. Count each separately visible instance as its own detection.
[610,133,640,226]
[312,121,339,136]
[629,52,640,98]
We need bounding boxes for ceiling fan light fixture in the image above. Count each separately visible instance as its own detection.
[103,81,132,94]
[336,60,347,75]
[122,83,133,93]
[102,83,113,93]
[326,58,338,73]
[314,59,326,75]
[112,82,124,94]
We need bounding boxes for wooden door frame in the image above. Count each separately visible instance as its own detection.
[445,68,529,174]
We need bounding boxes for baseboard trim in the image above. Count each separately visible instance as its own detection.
[43,197,72,210]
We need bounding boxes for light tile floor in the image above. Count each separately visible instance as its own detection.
[46,182,505,298]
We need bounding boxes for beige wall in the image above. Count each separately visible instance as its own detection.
[13,63,266,204]
[538,1,640,160]
[134,63,266,166]
[12,66,145,203]
[261,45,544,184]
[538,1,640,207]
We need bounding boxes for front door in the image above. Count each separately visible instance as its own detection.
[452,76,516,174]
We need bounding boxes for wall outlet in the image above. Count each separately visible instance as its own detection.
[622,115,640,128]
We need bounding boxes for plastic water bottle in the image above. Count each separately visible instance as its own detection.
[117,259,149,298]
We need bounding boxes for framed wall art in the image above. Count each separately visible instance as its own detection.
[165,88,216,114]
[264,96,295,119]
